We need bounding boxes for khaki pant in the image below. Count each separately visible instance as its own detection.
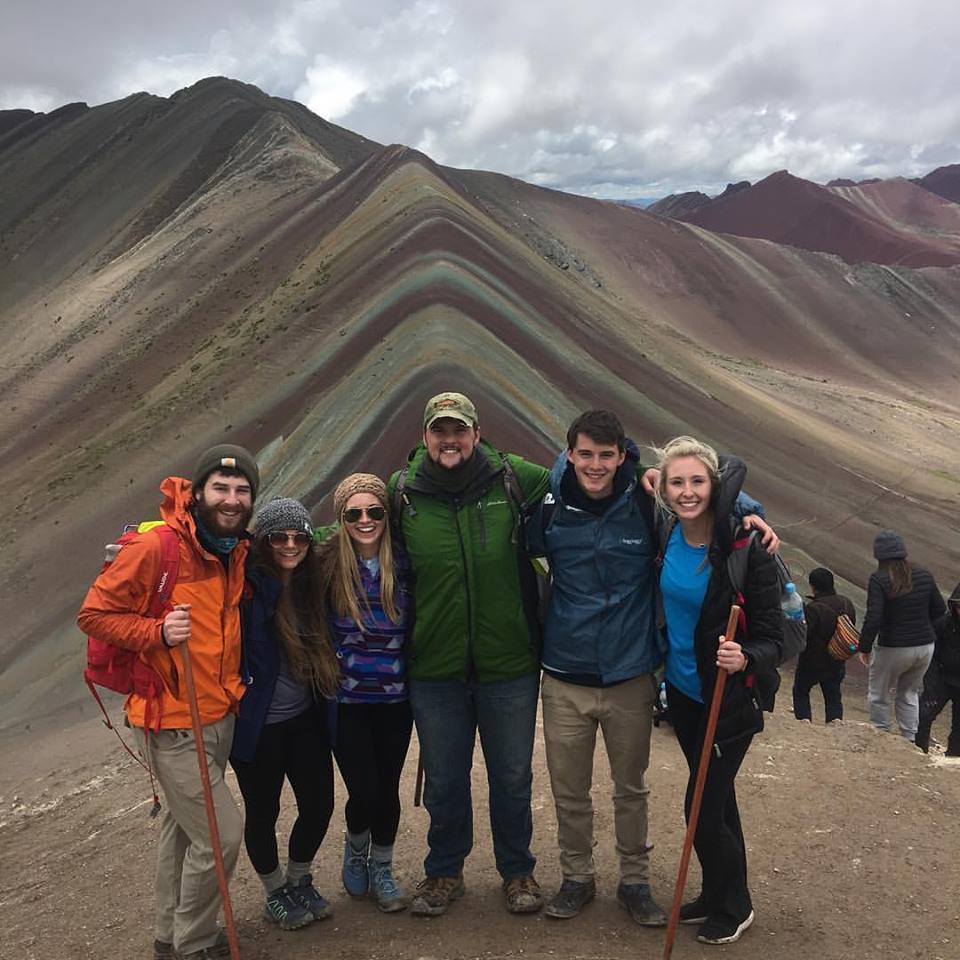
[541,673,655,884]
[136,715,242,956]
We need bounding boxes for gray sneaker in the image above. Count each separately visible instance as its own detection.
[544,878,596,919]
[616,882,667,927]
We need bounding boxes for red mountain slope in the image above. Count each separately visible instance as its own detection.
[678,170,960,267]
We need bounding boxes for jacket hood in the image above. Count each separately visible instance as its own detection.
[159,476,199,539]
[549,438,641,498]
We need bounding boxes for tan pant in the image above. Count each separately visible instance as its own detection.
[136,715,242,956]
[541,673,655,884]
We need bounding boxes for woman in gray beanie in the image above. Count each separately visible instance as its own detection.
[858,530,946,742]
[229,497,340,931]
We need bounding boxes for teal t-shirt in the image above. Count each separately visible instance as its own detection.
[661,524,710,703]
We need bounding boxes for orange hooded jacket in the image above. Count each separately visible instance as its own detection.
[77,477,249,729]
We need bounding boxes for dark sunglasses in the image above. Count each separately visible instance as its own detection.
[267,531,312,547]
[343,506,386,523]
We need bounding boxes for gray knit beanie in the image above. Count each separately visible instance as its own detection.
[253,497,314,539]
[873,529,907,561]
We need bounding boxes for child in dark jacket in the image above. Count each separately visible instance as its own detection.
[321,474,413,913]
[794,567,856,723]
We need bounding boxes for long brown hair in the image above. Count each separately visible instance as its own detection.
[249,538,339,695]
[327,491,401,628]
[880,557,914,596]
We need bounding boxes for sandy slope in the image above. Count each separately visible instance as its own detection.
[2,676,958,960]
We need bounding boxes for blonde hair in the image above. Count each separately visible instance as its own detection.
[652,435,722,517]
[328,482,401,628]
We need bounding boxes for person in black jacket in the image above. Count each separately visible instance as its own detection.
[858,530,946,743]
[230,498,340,931]
[654,437,783,946]
[916,582,960,756]
[793,568,856,723]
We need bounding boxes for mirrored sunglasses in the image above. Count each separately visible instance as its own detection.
[267,531,312,547]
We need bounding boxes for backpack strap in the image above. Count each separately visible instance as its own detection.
[148,524,180,618]
[500,455,530,515]
[726,528,757,642]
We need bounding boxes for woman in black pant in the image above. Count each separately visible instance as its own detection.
[654,437,783,945]
[320,473,413,912]
[230,498,340,931]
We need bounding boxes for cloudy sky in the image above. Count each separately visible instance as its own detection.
[5,0,959,198]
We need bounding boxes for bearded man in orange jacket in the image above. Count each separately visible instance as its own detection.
[78,444,259,960]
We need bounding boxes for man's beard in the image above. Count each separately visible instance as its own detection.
[194,496,252,539]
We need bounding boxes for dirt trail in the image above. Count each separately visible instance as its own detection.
[2,681,958,960]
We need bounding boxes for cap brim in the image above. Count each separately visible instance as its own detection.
[425,412,474,429]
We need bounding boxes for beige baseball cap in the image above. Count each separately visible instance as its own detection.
[423,392,478,429]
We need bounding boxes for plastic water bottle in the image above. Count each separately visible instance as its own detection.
[781,582,805,620]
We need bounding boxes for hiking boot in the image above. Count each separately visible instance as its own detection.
[342,833,370,897]
[290,874,333,920]
[679,894,709,924]
[503,875,543,914]
[410,874,465,917]
[153,941,175,960]
[616,882,667,927]
[264,883,314,930]
[697,909,755,944]
[544,878,596,919]
[369,859,408,913]
[176,932,231,959]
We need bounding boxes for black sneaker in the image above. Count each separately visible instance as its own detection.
[697,910,755,944]
[679,894,709,925]
[616,882,667,927]
[153,941,175,960]
[544,878,596,919]
[264,883,314,930]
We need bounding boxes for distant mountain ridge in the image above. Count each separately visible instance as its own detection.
[1,77,958,726]
[648,165,960,267]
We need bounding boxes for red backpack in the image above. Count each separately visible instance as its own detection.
[84,521,180,814]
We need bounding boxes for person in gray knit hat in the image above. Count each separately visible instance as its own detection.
[254,497,314,539]
[230,496,340,933]
[859,529,946,741]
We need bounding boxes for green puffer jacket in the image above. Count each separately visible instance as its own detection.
[388,441,550,683]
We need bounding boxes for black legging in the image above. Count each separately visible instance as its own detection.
[334,701,413,846]
[230,708,334,874]
[667,683,754,927]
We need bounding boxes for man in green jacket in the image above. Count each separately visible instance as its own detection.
[386,392,549,917]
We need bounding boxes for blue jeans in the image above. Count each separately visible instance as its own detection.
[409,672,539,880]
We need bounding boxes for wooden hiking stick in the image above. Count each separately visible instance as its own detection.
[662,604,740,960]
[181,638,241,960]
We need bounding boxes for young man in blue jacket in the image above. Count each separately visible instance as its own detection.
[527,410,667,926]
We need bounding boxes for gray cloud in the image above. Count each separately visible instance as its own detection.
[3,0,959,197]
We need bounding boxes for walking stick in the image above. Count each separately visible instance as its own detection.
[662,604,741,960]
[181,637,241,960]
